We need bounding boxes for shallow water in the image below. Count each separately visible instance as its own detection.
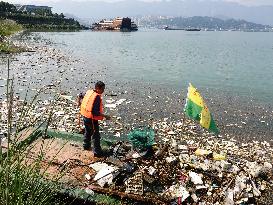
[37,30,273,105]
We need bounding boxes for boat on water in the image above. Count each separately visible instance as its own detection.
[91,17,138,32]
[164,26,184,30]
[185,28,201,31]
[164,26,201,31]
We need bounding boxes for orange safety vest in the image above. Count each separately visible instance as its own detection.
[80,90,103,120]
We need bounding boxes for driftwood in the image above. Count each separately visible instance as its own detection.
[87,185,168,205]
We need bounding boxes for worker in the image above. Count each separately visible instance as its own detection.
[79,81,111,157]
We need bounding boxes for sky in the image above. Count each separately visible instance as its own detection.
[5,0,273,7]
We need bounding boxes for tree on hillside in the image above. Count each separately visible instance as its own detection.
[28,8,53,16]
[0,1,84,30]
[59,13,65,19]
[0,1,16,12]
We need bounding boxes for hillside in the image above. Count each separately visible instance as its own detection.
[0,1,86,31]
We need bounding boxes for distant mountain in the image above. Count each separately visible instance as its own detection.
[48,0,273,26]
[141,16,273,31]
[64,13,92,27]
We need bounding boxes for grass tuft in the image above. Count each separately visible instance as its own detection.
[0,19,23,53]
[0,19,22,37]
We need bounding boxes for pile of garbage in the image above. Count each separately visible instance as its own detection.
[1,97,272,204]
[86,123,272,204]
[0,95,78,136]
[0,94,130,136]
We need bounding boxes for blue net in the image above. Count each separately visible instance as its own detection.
[127,128,155,151]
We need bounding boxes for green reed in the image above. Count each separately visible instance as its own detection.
[0,58,65,205]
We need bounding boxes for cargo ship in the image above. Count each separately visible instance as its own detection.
[91,17,138,32]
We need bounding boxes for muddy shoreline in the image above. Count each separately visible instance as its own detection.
[0,32,272,144]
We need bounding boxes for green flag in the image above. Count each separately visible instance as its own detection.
[184,83,219,134]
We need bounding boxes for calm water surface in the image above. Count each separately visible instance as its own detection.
[40,29,273,105]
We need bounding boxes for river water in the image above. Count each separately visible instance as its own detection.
[39,29,273,105]
[0,30,273,141]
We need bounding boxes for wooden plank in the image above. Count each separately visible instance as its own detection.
[87,185,168,205]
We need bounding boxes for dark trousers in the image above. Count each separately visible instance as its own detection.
[83,116,102,154]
